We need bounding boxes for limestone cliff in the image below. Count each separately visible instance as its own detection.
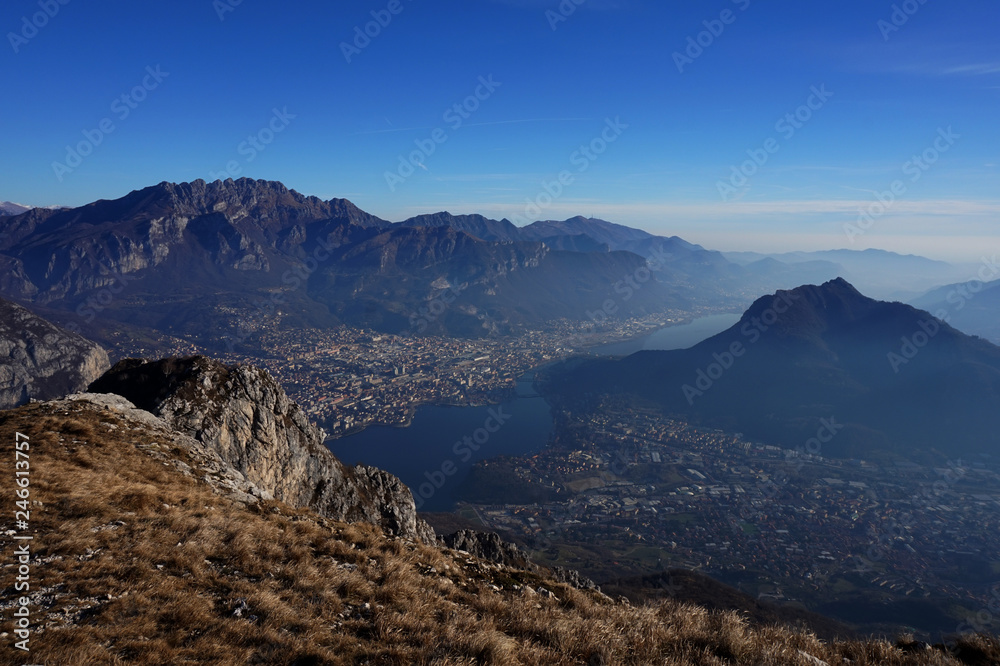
[0,297,110,409]
[89,355,435,543]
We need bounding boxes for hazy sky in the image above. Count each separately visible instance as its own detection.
[2,0,998,261]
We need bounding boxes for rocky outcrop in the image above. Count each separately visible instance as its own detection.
[89,355,435,543]
[441,529,530,569]
[550,566,599,591]
[440,529,599,591]
[61,391,273,505]
[0,298,110,409]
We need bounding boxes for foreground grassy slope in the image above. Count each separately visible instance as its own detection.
[1,398,997,665]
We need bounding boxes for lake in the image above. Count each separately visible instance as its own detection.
[327,371,552,512]
[326,313,741,511]
[589,312,742,356]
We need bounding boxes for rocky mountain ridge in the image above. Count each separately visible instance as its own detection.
[88,355,436,543]
[0,178,760,348]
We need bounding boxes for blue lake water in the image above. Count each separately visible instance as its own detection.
[326,314,741,511]
[589,312,742,356]
[327,372,552,512]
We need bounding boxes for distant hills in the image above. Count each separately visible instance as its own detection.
[0,201,33,216]
[542,278,1000,460]
[0,201,65,216]
[911,276,1000,345]
[0,179,698,346]
[723,249,969,300]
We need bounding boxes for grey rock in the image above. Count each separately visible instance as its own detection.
[0,298,109,409]
[88,356,435,543]
[550,565,600,591]
[441,529,529,568]
[61,392,273,504]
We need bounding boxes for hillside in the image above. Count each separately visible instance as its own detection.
[87,355,433,542]
[2,394,997,664]
[542,278,1000,459]
[911,278,1000,345]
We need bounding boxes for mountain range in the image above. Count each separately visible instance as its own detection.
[723,249,970,301]
[2,178,974,351]
[911,276,1000,345]
[542,278,1000,460]
[0,201,33,216]
[0,179,721,346]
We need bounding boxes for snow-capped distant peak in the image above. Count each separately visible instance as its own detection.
[0,201,33,215]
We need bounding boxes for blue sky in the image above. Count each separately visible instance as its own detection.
[2,0,998,260]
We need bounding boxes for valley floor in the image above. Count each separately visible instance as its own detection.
[457,397,1000,640]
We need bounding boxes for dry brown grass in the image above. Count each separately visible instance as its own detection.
[1,400,996,665]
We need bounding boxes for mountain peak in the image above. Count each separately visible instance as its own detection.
[551,279,1000,457]
[738,276,873,338]
[0,201,33,215]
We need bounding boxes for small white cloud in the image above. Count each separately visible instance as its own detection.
[940,63,1000,76]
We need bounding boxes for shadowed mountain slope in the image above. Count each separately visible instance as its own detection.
[543,278,1000,459]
